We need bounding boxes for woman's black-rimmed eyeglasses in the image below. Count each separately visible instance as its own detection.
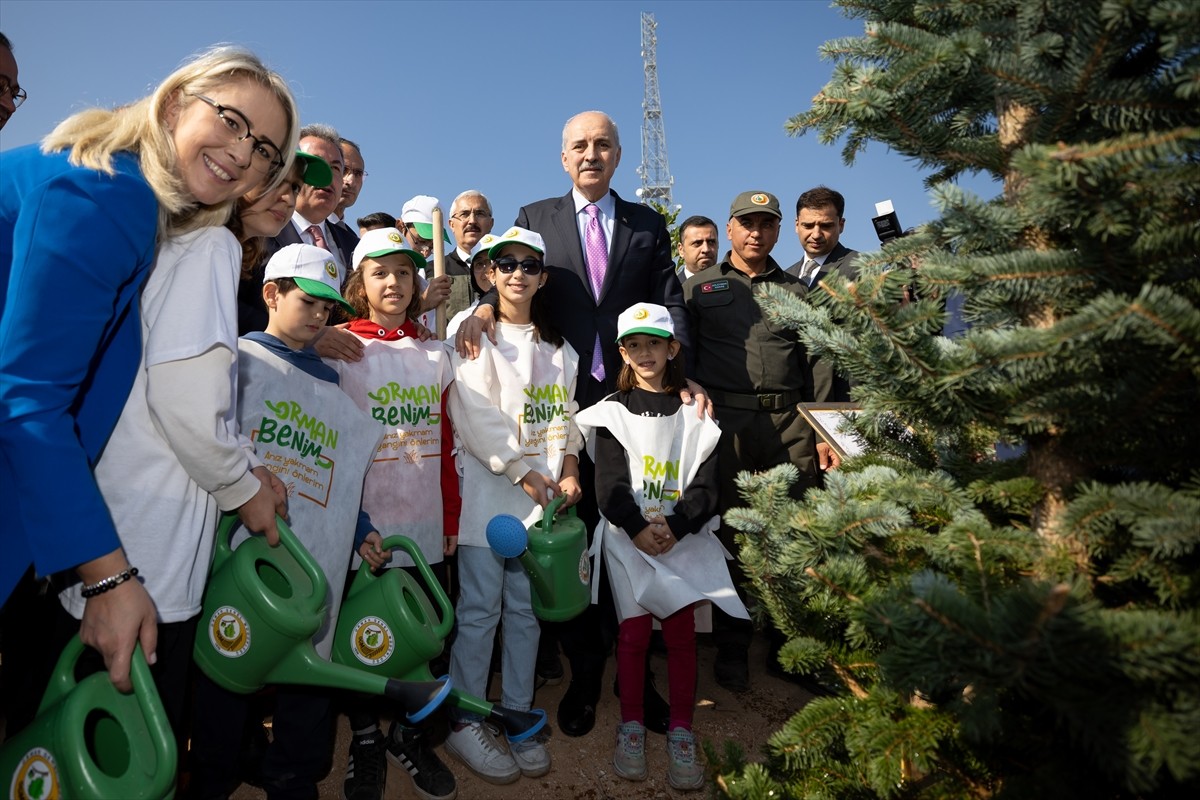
[189,93,284,173]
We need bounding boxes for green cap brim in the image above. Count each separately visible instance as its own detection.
[362,247,428,273]
[295,152,333,188]
[411,222,452,243]
[293,276,355,315]
[616,326,673,344]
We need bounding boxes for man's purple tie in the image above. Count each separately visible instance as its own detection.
[584,204,608,382]
[307,224,328,250]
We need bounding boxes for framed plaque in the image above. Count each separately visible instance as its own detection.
[798,402,865,459]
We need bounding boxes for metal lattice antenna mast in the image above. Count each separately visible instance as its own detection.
[636,12,672,205]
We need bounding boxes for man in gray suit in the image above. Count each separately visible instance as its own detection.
[786,186,859,402]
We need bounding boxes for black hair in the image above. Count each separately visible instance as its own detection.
[679,215,717,237]
[357,211,399,231]
[795,186,846,218]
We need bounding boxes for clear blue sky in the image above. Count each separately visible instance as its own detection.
[2,0,996,268]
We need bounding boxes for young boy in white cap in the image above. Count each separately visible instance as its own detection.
[191,243,387,799]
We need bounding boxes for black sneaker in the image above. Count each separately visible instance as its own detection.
[386,723,458,800]
[343,729,387,800]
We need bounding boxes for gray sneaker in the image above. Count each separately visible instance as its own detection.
[666,727,705,790]
[445,722,519,785]
[612,721,647,781]
[509,735,551,778]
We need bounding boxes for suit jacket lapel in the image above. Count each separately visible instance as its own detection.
[328,223,359,273]
[279,221,303,246]
[603,191,633,304]
[552,192,587,282]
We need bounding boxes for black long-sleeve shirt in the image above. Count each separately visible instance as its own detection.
[592,388,720,540]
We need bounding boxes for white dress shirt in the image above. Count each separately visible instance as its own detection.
[291,211,346,276]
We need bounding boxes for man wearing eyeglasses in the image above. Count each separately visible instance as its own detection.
[0,32,24,130]
[445,191,495,320]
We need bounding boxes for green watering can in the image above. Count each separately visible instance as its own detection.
[0,636,176,800]
[331,536,547,742]
[486,493,590,622]
[193,514,450,723]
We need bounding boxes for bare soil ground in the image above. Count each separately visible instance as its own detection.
[230,634,814,800]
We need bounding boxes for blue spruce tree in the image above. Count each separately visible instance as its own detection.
[715,0,1200,797]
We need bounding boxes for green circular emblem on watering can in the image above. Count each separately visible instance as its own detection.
[577,549,590,585]
[208,606,251,658]
[10,747,59,800]
[349,617,395,666]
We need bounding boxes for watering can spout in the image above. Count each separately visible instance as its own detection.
[485,512,557,604]
[447,689,547,742]
[486,495,590,622]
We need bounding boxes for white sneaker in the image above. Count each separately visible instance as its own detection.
[445,722,519,785]
[509,735,551,778]
[613,721,647,781]
[666,727,705,790]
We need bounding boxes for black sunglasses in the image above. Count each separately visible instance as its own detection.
[492,256,544,275]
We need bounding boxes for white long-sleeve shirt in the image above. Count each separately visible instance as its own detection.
[448,322,581,543]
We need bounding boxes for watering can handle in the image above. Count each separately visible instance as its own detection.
[541,492,573,532]
[212,512,241,574]
[358,536,455,642]
[37,635,179,798]
[37,635,158,715]
[37,633,88,714]
[213,512,329,614]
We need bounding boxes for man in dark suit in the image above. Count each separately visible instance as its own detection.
[237,124,358,334]
[332,137,366,237]
[675,215,719,283]
[785,186,859,402]
[457,110,687,738]
[511,110,687,408]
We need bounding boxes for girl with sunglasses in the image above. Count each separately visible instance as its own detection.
[445,227,583,783]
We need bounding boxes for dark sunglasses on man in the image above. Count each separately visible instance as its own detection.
[492,256,544,275]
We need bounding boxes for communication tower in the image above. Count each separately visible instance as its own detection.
[635,12,673,205]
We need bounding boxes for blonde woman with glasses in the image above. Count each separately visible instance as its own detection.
[0,46,299,740]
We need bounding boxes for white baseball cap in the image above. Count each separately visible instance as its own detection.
[487,226,546,259]
[352,227,428,273]
[263,243,354,314]
[469,233,499,263]
[615,302,674,343]
[399,194,451,243]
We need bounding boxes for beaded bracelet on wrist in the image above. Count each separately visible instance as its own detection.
[80,567,139,598]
